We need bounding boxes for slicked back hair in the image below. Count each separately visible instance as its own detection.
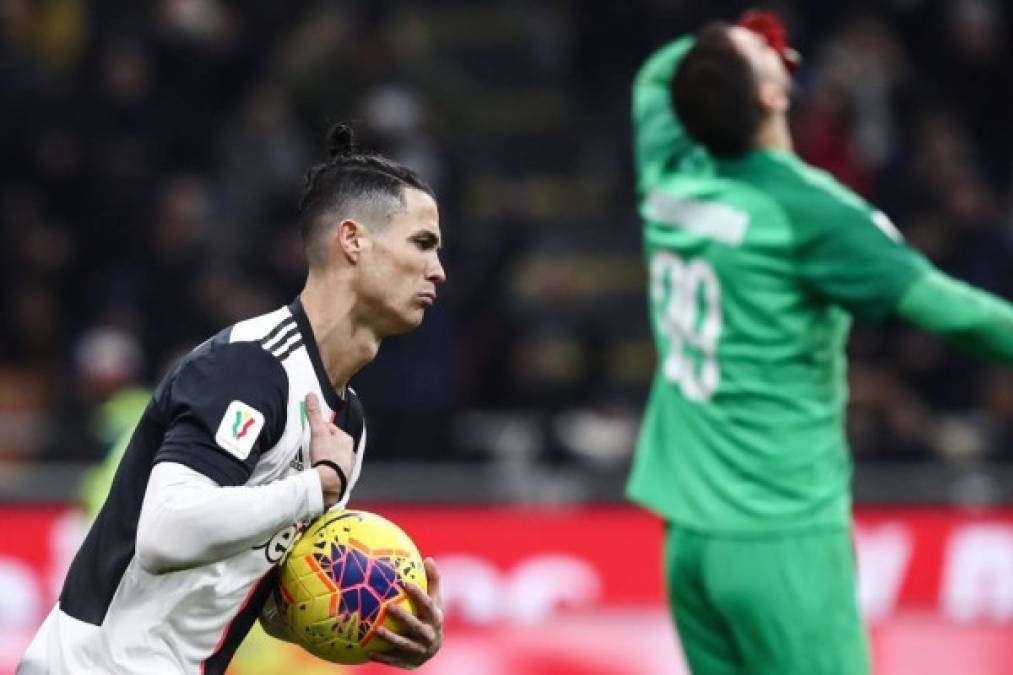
[672,22,763,158]
[299,124,435,267]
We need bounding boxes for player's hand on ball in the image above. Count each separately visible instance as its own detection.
[370,557,444,669]
[305,392,355,508]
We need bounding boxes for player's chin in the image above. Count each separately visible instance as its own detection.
[387,307,427,334]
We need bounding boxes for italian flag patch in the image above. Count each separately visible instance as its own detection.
[215,400,265,460]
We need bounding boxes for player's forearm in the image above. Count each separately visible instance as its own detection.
[136,462,324,574]
[633,36,709,190]
[896,268,1013,362]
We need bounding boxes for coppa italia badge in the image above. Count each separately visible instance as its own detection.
[215,400,265,460]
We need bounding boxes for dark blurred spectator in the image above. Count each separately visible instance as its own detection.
[795,13,910,196]
[216,82,311,253]
[150,0,244,168]
[360,84,447,195]
[43,323,145,462]
[934,0,1013,187]
[978,371,1013,461]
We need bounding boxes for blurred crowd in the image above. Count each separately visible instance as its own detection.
[1,0,1011,472]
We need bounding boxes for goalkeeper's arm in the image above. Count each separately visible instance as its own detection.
[632,36,713,192]
[896,267,1013,362]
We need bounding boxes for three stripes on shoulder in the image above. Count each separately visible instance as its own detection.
[258,317,304,362]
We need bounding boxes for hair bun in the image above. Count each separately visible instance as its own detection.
[326,123,356,159]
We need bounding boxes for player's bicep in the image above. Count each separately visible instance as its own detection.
[155,342,288,486]
[797,206,930,322]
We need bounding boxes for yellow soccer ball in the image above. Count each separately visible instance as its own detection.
[277,509,426,664]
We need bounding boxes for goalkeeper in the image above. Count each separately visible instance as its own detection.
[626,12,1013,675]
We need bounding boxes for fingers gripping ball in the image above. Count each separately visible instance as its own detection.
[277,510,427,664]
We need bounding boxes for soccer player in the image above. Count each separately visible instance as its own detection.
[19,124,446,674]
[626,14,1013,675]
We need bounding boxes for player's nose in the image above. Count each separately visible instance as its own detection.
[427,256,446,284]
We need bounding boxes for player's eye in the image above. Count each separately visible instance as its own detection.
[412,234,440,251]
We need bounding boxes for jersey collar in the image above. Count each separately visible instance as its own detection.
[288,297,347,410]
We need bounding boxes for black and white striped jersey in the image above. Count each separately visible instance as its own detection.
[19,298,366,675]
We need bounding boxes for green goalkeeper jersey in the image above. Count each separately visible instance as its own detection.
[626,38,931,533]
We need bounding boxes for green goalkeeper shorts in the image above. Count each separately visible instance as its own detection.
[665,523,870,675]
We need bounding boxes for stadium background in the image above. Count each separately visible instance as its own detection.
[2,0,1012,672]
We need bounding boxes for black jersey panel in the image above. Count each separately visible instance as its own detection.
[59,400,162,625]
[155,340,289,486]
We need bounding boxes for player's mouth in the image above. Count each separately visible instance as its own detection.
[417,291,436,308]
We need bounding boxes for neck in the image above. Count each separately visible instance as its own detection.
[299,271,381,391]
[754,114,793,153]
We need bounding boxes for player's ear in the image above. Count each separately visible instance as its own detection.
[335,219,366,263]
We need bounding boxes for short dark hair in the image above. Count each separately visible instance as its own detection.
[672,22,762,158]
[299,124,435,267]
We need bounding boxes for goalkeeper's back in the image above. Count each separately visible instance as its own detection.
[626,31,931,534]
[629,144,929,533]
